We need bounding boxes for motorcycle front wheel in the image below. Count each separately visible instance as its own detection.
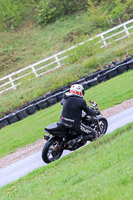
[42,137,63,164]
[98,118,108,137]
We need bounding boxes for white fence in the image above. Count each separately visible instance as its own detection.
[1,18,133,94]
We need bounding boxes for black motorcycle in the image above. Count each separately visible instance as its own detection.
[42,100,108,164]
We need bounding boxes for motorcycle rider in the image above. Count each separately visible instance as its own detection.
[60,84,100,149]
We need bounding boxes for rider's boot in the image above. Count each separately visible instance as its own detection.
[83,134,98,141]
[68,133,98,150]
[68,135,84,150]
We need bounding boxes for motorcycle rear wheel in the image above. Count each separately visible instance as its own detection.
[42,138,63,164]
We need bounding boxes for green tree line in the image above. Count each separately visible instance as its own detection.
[0,0,133,30]
[87,0,133,32]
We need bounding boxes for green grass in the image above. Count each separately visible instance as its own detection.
[0,122,133,199]
[0,11,92,77]
[85,70,133,110]
[0,8,133,117]
[0,70,133,159]
[1,34,133,118]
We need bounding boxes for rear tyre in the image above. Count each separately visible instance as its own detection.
[42,137,63,164]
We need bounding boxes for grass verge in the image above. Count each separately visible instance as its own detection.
[0,34,133,118]
[0,122,133,199]
[0,70,133,159]
[0,11,92,77]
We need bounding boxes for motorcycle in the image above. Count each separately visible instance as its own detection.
[42,100,108,164]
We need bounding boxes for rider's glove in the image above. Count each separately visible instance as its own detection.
[96,110,100,115]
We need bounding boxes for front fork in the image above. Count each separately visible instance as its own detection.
[94,118,102,137]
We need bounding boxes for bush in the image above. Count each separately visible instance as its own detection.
[83,56,99,71]
[87,0,133,29]
[87,0,111,32]
[0,0,24,29]
[65,33,104,65]
[37,0,56,25]
[115,48,126,58]
[66,42,93,64]
[37,0,87,25]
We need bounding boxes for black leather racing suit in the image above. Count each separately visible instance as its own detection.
[60,92,99,140]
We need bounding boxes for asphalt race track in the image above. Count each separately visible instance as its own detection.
[0,106,133,187]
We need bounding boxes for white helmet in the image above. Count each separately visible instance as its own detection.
[70,84,85,98]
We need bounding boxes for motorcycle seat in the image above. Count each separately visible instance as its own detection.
[45,122,66,133]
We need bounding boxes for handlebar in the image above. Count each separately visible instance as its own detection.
[88,100,99,111]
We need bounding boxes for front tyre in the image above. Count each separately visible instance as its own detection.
[98,118,108,137]
[42,137,63,164]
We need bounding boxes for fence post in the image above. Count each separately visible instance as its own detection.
[31,66,38,77]
[101,34,108,47]
[123,24,130,37]
[9,76,16,90]
[55,55,61,67]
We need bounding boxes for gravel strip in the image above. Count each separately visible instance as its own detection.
[0,98,133,168]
